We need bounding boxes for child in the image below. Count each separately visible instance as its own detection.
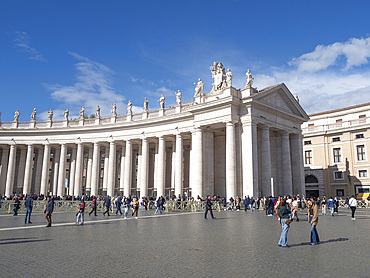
[76,199,85,225]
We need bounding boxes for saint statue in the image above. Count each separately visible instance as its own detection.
[79,106,85,119]
[194,78,204,97]
[210,62,226,92]
[143,98,149,112]
[294,93,299,103]
[246,69,254,87]
[175,90,182,105]
[158,95,165,109]
[127,100,132,114]
[14,109,20,122]
[30,108,36,121]
[226,68,233,87]
[111,103,117,117]
[48,109,53,121]
[96,105,100,118]
[64,108,69,121]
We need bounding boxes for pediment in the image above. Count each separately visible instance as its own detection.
[254,84,309,120]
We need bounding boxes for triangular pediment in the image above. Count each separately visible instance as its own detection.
[253,83,309,120]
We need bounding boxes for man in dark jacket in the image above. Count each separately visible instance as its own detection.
[44,196,54,227]
[24,195,33,224]
[205,195,215,219]
[103,196,111,216]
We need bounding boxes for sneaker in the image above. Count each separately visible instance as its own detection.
[135,217,138,219]
[352,218,356,220]
[124,217,127,219]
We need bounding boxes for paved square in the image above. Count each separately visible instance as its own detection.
[0,208,369,277]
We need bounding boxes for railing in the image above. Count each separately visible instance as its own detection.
[0,200,223,214]
[303,116,370,134]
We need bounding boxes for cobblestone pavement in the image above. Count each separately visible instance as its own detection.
[0,207,369,278]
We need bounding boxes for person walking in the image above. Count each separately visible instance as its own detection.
[12,196,21,216]
[204,195,215,219]
[243,196,249,211]
[307,198,320,245]
[349,195,357,220]
[277,199,291,247]
[103,196,111,216]
[123,197,130,219]
[76,199,85,225]
[155,196,163,214]
[44,196,54,227]
[131,197,139,219]
[89,196,97,216]
[115,196,123,215]
[327,197,335,216]
[24,195,33,224]
[321,196,327,215]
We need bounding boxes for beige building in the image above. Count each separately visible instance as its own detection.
[302,103,370,199]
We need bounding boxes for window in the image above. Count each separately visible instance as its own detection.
[356,134,364,139]
[308,124,314,131]
[359,170,368,178]
[356,145,366,161]
[333,148,342,163]
[336,119,342,128]
[305,175,318,183]
[332,137,341,142]
[334,171,344,180]
[336,189,344,197]
[305,150,313,165]
[304,140,312,145]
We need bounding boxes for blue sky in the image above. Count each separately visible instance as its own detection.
[1,0,370,121]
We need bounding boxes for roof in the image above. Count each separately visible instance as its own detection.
[309,102,370,117]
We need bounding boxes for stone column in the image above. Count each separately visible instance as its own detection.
[171,142,176,195]
[16,148,27,194]
[107,141,116,197]
[85,146,93,195]
[5,144,17,197]
[34,147,44,195]
[203,129,214,197]
[123,140,132,197]
[281,132,292,196]
[91,142,100,196]
[51,147,60,196]
[291,133,305,195]
[191,127,203,198]
[241,121,259,197]
[74,143,84,197]
[40,144,51,195]
[23,144,34,195]
[261,126,272,197]
[140,138,149,198]
[225,122,236,199]
[0,146,10,195]
[68,147,77,196]
[119,145,125,193]
[175,134,183,196]
[157,136,165,197]
[57,144,67,197]
[136,145,142,194]
[102,146,109,194]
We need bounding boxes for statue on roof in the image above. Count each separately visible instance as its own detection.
[30,108,36,121]
[14,109,20,122]
[79,106,85,119]
[96,105,100,118]
[48,109,53,121]
[226,68,233,87]
[143,98,149,112]
[64,108,69,121]
[158,95,165,109]
[194,78,204,97]
[127,100,132,114]
[111,103,117,117]
[246,69,254,88]
[175,90,181,105]
[210,62,227,92]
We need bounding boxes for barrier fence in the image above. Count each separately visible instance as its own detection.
[0,199,368,214]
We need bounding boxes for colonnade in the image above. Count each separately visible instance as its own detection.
[0,121,304,199]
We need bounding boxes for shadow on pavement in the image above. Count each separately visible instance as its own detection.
[0,238,51,245]
[289,238,349,247]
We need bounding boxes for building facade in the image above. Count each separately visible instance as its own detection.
[0,63,308,199]
[302,103,370,199]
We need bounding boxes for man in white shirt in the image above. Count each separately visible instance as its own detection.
[349,195,357,220]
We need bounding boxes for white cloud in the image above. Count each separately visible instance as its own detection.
[47,53,125,117]
[253,37,370,114]
[14,31,46,62]
[288,37,370,72]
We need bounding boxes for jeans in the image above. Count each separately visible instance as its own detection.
[116,207,122,215]
[278,218,290,246]
[155,206,162,214]
[25,208,32,223]
[249,204,254,211]
[309,216,320,244]
[13,206,18,215]
[124,207,129,218]
[76,212,84,224]
[329,207,334,215]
